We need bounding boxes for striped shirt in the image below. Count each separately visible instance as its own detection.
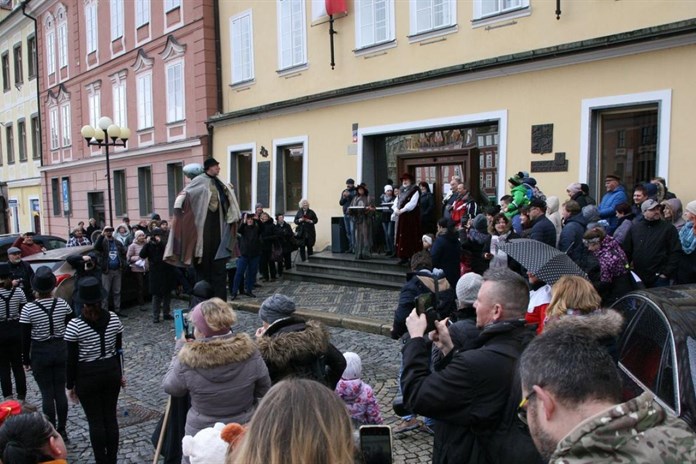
[64,312,123,362]
[19,298,73,340]
[0,287,27,322]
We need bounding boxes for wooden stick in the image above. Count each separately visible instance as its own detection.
[152,396,172,464]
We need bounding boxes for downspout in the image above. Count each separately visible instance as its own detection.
[21,0,42,168]
[209,0,223,158]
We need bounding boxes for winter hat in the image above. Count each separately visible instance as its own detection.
[259,293,296,324]
[31,266,57,293]
[384,185,393,193]
[567,183,582,195]
[472,214,488,232]
[644,182,658,199]
[182,422,229,464]
[192,280,214,299]
[422,235,433,246]
[522,177,537,187]
[342,352,362,380]
[685,200,696,217]
[456,273,483,306]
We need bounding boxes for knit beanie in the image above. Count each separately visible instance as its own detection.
[686,200,696,217]
[567,183,582,195]
[259,294,296,324]
[342,352,362,380]
[384,185,393,193]
[472,214,488,232]
[456,273,483,306]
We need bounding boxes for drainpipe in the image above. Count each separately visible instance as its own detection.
[21,0,43,168]
[209,0,223,158]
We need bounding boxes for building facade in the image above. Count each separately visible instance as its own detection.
[210,0,696,250]
[0,0,42,234]
[27,0,218,234]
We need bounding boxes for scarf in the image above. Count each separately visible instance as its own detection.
[679,221,696,255]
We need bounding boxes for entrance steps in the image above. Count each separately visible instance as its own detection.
[283,251,407,290]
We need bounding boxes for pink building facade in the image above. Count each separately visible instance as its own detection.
[28,0,218,233]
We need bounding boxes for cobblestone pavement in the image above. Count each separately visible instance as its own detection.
[20,297,432,463]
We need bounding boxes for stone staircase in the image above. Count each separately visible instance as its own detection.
[283,251,408,290]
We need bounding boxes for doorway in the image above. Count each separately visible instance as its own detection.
[87,192,106,228]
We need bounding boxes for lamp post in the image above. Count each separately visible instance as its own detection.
[80,117,130,228]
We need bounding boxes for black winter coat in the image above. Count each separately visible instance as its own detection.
[392,270,450,340]
[431,233,460,289]
[558,213,588,263]
[259,220,279,252]
[237,222,262,257]
[274,222,295,253]
[401,321,537,464]
[529,215,557,248]
[623,218,682,286]
[139,239,176,295]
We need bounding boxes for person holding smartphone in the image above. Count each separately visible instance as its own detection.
[139,228,176,323]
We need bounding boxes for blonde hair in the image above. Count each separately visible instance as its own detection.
[229,379,354,464]
[198,297,237,331]
[546,276,601,319]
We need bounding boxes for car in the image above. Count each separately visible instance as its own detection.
[611,285,696,431]
[22,245,145,307]
[0,233,67,262]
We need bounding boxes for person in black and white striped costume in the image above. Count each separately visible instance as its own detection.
[0,262,27,404]
[19,265,74,443]
[65,276,125,464]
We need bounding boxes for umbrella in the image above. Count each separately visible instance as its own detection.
[498,238,587,285]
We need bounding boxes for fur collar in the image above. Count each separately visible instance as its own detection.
[256,319,329,368]
[545,309,624,339]
[178,332,256,369]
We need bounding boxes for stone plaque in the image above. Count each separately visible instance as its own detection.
[531,124,553,154]
[531,152,568,173]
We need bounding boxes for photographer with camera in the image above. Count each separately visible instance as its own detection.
[7,247,34,302]
[67,251,101,317]
[139,228,176,323]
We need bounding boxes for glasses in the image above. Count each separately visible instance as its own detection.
[517,390,537,426]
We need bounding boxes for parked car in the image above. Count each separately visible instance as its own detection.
[22,245,146,307]
[0,233,67,261]
[611,285,696,431]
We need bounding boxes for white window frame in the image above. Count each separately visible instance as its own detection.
[135,0,150,27]
[60,103,71,147]
[112,77,127,128]
[85,1,98,54]
[409,0,456,36]
[165,60,185,123]
[355,0,395,50]
[46,30,56,75]
[57,22,68,69]
[473,0,529,21]
[165,0,180,12]
[110,0,124,41]
[230,10,254,85]
[136,72,153,129]
[87,85,101,128]
[49,107,59,150]
[276,0,307,71]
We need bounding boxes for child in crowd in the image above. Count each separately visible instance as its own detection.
[334,352,383,426]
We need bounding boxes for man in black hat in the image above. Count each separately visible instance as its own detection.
[339,178,357,253]
[94,226,128,317]
[165,157,241,301]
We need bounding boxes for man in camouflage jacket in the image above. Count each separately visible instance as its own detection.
[519,326,696,463]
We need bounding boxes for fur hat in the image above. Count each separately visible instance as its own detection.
[182,423,230,464]
[259,294,296,324]
[342,352,362,380]
[31,266,57,293]
[456,273,483,306]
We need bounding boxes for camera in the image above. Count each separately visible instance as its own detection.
[174,309,195,339]
[414,293,437,333]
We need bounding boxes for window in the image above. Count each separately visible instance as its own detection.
[51,178,61,215]
[13,44,23,85]
[112,77,127,127]
[410,0,455,35]
[165,61,184,122]
[27,35,37,79]
[46,30,56,74]
[474,0,529,20]
[85,1,98,54]
[277,0,307,70]
[17,120,26,162]
[137,166,153,216]
[49,107,59,150]
[165,0,180,11]
[167,163,184,216]
[111,0,124,40]
[356,0,394,49]
[60,104,71,147]
[230,11,254,84]
[5,124,14,164]
[87,85,101,128]
[282,145,304,213]
[136,0,150,27]
[31,114,40,160]
[136,72,153,129]
[57,22,68,68]
[113,170,127,216]
[1,52,9,92]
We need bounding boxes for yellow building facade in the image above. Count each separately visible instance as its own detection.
[210,0,696,249]
[0,3,42,234]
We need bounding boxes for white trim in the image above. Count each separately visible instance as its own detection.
[579,89,672,184]
[358,110,508,199]
[276,0,307,71]
[355,0,395,51]
[409,0,457,36]
[229,10,255,86]
[271,135,309,216]
[227,142,257,212]
[165,59,185,123]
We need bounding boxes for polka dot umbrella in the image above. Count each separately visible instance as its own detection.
[498,238,587,285]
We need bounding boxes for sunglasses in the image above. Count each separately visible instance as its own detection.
[517,390,537,426]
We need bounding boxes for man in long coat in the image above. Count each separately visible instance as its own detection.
[392,173,421,265]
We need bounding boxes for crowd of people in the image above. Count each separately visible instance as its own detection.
[3,162,696,464]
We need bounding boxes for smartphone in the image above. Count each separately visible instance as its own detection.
[359,425,393,464]
[414,293,433,316]
[174,309,194,339]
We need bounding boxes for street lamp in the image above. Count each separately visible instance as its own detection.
[80,117,130,228]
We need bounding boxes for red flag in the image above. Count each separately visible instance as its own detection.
[325,0,347,16]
